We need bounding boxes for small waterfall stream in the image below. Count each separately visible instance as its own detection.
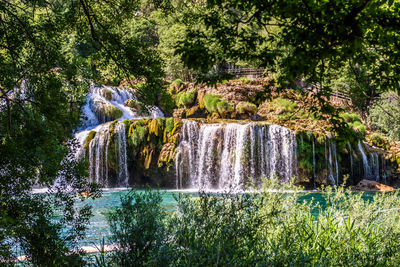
[357,141,381,181]
[175,121,298,190]
[312,136,316,189]
[116,123,129,187]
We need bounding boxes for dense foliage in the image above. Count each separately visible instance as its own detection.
[0,0,164,264]
[174,0,400,90]
[369,91,400,141]
[98,181,400,266]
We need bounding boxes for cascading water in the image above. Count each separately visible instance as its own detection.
[175,121,298,190]
[358,141,371,179]
[373,153,379,181]
[88,124,110,185]
[74,85,389,189]
[348,142,354,178]
[116,123,129,187]
[312,136,316,189]
[75,85,164,187]
[326,138,338,186]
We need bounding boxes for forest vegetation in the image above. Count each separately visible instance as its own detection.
[1,0,400,265]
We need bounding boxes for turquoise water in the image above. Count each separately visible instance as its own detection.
[77,189,376,247]
[78,189,181,246]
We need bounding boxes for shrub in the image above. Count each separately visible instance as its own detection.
[216,100,234,117]
[340,112,361,123]
[178,90,196,107]
[270,98,298,120]
[165,117,174,134]
[239,77,250,83]
[236,102,257,115]
[203,94,222,114]
[368,91,400,141]
[171,78,183,87]
[103,180,400,266]
[106,190,168,266]
[272,98,297,111]
[352,120,366,135]
[340,112,366,136]
[158,91,175,114]
[369,132,386,148]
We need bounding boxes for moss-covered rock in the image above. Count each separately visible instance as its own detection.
[236,102,258,115]
[129,125,148,147]
[340,112,366,136]
[91,100,123,122]
[203,94,221,114]
[165,117,175,134]
[102,88,113,101]
[216,100,234,118]
[178,90,196,107]
[125,99,142,112]
[83,131,96,149]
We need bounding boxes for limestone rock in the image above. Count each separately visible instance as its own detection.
[352,179,395,192]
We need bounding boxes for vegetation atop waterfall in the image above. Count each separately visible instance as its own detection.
[99,181,400,266]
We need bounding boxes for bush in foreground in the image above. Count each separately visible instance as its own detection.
[98,180,400,266]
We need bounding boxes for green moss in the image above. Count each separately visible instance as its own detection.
[170,120,182,136]
[171,78,183,87]
[130,125,148,147]
[270,98,298,121]
[83,131,96,149]
[104,104,123,120]
[340,112,361,123]
[236,102,257,115]
[216,100,234,117]
[165,118,175,134]
[351,121,366,136]
[370,133,385,148]
[272,98,297,111]
[203,94,222,114]
[179,90,196,107]
[102,88,113,101]
[122,119,131,130]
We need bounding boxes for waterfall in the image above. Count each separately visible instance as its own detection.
[358,141,372,179]
[88,124,110,184]
[87,122,129,187]
[116,122,129,187]
[333,141,339,186]
[175,121,298,190]
[373,153,379,182]
[348,142,354,178]
[326,138,337,186]
[74,85,164,187]
[312,135,316,189]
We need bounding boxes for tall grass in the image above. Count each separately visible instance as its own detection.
[95,180,400,266]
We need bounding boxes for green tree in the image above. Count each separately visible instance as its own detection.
[369,91,400,141]
[0,0,163,264]
[172,0,400,130]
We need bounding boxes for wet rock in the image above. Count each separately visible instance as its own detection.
[352,179,395,192]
